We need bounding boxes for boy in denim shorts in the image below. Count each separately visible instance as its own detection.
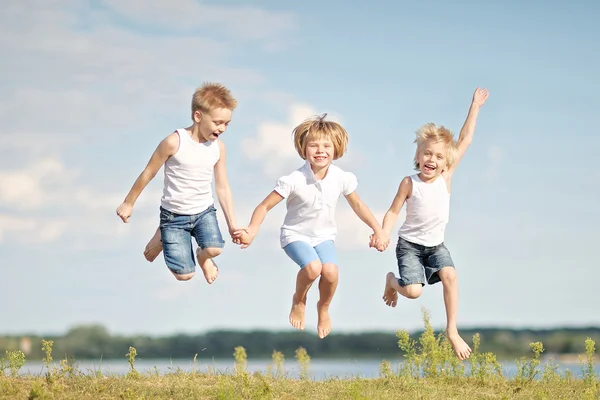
[374,88,489,360]
[116,83,240,283]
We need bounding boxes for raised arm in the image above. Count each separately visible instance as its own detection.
[214,140,237,234]
[449,87,489,173]
[116,132,178,223]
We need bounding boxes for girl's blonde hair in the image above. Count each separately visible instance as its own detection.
[413,123,459,170]
[292,114,348,160]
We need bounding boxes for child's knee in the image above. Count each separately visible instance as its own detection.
[201,247,222,259]
[303,260,323,280]
[320,263,338,283]
[438,267,457,285]
[405,284,423,299]
[172,271,195,281]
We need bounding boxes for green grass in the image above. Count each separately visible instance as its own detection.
[0,311,598,399]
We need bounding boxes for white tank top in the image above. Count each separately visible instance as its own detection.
[160,129,220,215]
[398,174,450,247]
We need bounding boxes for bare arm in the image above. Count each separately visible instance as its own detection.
[234,191,284,248]
[381,177,412,236]
[116,132,178,222]
[448,87,489,174]
[214,140,237,233]
[345,191,384,234]
[247,191,284,234]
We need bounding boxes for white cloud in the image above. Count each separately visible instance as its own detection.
[0,1,300,249]
[100,0,297,43]
[241,104,346,178]
[0,1,294,140]
[0,215,69,244]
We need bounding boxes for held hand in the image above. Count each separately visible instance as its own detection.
[116,202,133,223]
[232,228,255,249]
[370,231,390,252]
[229,226,243,245]
[472,87,489,108]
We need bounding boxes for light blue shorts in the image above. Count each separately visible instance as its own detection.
[283,240,338,268]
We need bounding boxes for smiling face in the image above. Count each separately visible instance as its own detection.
[193,107,232,141]
[305,137,334,169]
[416,139,449,180]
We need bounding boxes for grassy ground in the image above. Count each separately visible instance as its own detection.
[1,312,598,399]
[1,372,599,400]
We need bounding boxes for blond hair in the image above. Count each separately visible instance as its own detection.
[191,82,238,119]
[413,123,458,170]
[292,114,348,160]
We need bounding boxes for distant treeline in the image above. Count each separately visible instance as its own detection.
[1,325,599,361]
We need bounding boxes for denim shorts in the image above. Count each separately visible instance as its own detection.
[159,205,225,275]
[283,240,338,268]
[396,236,454,286]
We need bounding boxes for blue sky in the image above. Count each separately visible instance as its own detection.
[1,0,599,337]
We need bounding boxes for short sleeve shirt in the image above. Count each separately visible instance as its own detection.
[274,162,358,248]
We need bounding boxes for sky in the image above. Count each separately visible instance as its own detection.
[1,0,599,337]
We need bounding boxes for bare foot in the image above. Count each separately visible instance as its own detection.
[316,301,332,339]
[447,330,472,360]
[143,229,163,262]
[382,272,398,307]
[289,293,306,330]
[196,248,219,284]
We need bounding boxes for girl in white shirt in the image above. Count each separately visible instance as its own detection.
[234,114,387,339]
[376,88,489,361]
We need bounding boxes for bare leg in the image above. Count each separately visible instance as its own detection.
[316,263,338,339]
[143,228,163,262]
[383,272,423,303]
[289,261,322,331]
[382,272,399,307]
[438,267,471,360]
[170,271,195,281]
[196,247,222,284]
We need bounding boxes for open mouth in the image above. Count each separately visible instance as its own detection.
[314,156,327,162]
[423,163,436,173]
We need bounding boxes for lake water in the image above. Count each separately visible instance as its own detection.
[19,358,600,380]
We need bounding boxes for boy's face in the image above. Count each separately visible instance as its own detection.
[417,139,448,179]
[194,108,232,141]
[305,137,334,169]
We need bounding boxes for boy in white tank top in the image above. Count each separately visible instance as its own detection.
[116,83,241,284]
[374,88,489,360]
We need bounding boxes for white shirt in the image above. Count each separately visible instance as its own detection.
[398,174,450,247]
[160,128,220,215]
[274,162,358,248]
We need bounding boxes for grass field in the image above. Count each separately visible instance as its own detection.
[1,313,598,399]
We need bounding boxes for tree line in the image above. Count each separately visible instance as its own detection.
[1,324,599,361]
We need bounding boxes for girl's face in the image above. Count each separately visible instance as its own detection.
[417,139,448,179]
[305,137,334,169]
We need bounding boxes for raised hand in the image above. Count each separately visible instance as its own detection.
[472,87,489,108]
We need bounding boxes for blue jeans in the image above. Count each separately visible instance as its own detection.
[396,236,455,286]
[283,240,338,268]
[159,205,225,275]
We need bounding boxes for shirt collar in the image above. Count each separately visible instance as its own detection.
[302,161,334,184]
